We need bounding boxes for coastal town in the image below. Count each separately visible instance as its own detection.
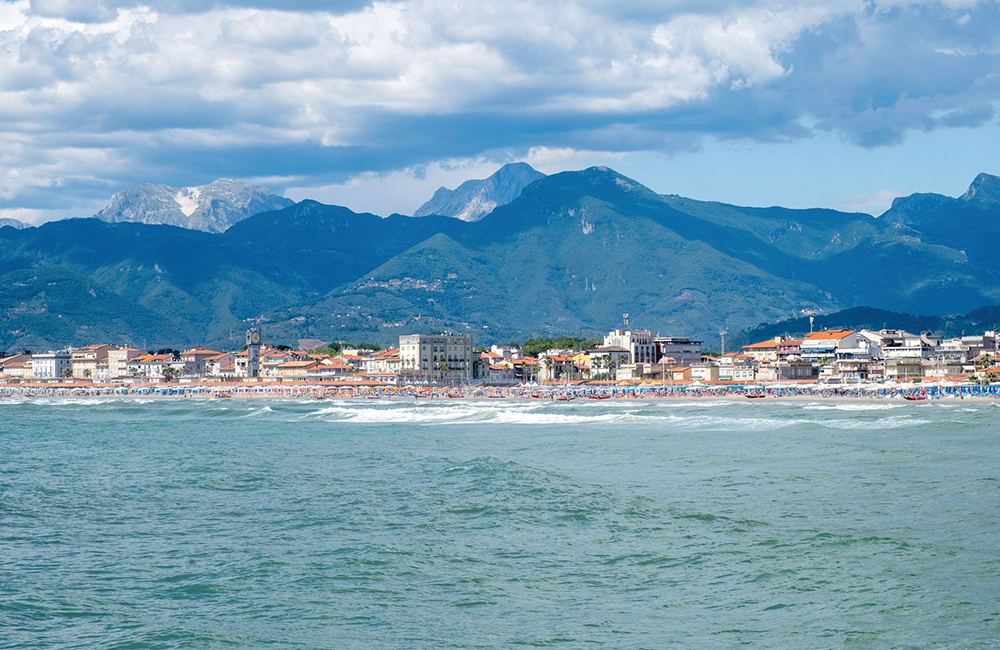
[2,321,1000,398]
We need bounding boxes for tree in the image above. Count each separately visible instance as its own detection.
[61,367,73,378]
[162,366,182,382]
[542,357,555,382]
[436,359,450,383]
[83,369,92,378]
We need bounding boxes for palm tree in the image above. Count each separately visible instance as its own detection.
[542,357,554,382]
[436,360,450,384]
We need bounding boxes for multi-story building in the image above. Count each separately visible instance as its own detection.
[741,337,785,363]
[653,336,702,366]
[107,347,142,379]
[717,353,755,381]
[604,329,655,364]
[588,346,632,378]
[689,362,720,382]
[70,344,113,379]
[799,330,860,363]
[0,353,31,378]
[399,334,474,382]
[32,351,72,378]
[179,349,224,376]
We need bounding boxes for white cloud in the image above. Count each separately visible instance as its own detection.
[0,0,997,215]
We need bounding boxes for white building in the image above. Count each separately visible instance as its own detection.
[604,329,655,364]
[31,351,72,378]
[489,344,524,361]
[399,334,474,382]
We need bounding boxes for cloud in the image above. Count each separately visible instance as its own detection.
[1,0,999,219]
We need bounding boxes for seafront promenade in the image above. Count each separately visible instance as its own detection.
[2,381,998,401]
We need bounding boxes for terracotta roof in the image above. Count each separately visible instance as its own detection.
[742,338,782,350]
[182,349,223,357]
[804,330,856,341]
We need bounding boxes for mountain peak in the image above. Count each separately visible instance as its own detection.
[960,172,1000,204]
[0,217,31,230]
[413,162,546,221]
[94,179,293,232]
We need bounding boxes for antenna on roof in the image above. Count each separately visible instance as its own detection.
[623,313,629,329]
[809,316,815,334]
[719,329,728,355]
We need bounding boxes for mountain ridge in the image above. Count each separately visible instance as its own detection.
[3,166,1000,351]
[94,178,294,233]
[413,162,546,221]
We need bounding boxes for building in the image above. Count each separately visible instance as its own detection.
[179,349,224,376]
[537,353,579,382]
[107,347,142,379]
[398,334,474,382]
[588,346,631,379]
[489,344,524,361]
[32,351,72,378]
[717,353,755,381]
[127,354,175,380]
[689,362,720,382]
[799,330,860,363]
[604,329,655,364]
[70,344,113,379]
[653,337,702,366]
[0,354,31,379]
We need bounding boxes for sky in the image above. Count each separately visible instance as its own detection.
[1,0,999,223]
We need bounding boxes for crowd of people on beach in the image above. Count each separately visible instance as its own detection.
[2,382,998,401]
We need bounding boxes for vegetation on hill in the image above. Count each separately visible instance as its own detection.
[3,167,1000,352]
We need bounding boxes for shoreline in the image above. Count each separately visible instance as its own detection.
[2,384,998,404]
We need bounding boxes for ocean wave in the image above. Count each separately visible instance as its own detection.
[802,403,906,411]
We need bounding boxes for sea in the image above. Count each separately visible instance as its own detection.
[2,398,999,649]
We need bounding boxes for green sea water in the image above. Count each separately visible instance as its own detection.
[2,398,999,649]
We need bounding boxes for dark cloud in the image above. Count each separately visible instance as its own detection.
[3,0,1000,217]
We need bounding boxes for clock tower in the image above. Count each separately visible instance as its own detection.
[246,328,262,378]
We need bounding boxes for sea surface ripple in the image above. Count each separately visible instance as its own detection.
[2,399,999,649]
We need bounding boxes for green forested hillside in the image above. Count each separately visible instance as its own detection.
[2,167,1000,351]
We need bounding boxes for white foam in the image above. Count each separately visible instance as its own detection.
[803,403,906,411]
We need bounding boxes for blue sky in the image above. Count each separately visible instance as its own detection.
[1,0,998,223]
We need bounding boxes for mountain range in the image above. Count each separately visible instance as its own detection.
[2,166,1000,352]
[413,163,546,221]
[94,178,294,233]
[0,218,30,230]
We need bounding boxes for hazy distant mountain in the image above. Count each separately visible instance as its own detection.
[413,162,546,221]
[94,178,293,233]
[5,167,1000,352]
[0,218,30,230]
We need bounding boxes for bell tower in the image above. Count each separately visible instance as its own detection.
[246,328,262,378]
